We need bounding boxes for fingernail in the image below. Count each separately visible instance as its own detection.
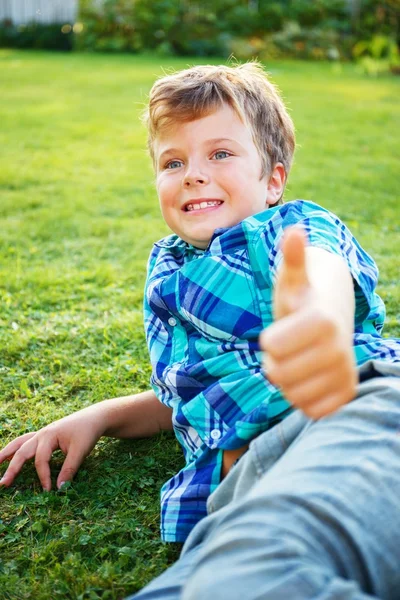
[58,481,66,490]
[0,477,5,485]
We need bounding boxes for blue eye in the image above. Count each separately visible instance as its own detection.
[166,160,182,170]
[213,150,230,160]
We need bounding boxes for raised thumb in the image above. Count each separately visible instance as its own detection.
[274,227,310,319]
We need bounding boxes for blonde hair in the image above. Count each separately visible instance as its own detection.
[143,61,295,199]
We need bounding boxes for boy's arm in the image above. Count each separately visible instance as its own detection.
[0,389,172,491]
[102,390,173,438]
[260,227,357,419]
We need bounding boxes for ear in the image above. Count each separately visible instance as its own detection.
[266,163,286,206]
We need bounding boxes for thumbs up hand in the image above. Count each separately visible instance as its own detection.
[260,227,357,420]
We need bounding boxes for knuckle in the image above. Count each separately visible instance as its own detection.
[61,468,75,478]
[2,464,17,480]
[314,308,336,335]
[322,318,336,337]
[303,405,320,419]
[335,371,356,403]
[34,456,46,468]
[308,397,337,419]
[267,364,278,383]
[288,386,307,406]
[335,346,349,364]
[259,329,268,350]
[328,346,351,373]
[286,388,303,407]
[41,423,55,436]
[13,447,26,460]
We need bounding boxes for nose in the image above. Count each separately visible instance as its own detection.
[183,164,210,188]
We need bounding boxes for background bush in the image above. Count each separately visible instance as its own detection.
[0,21,74,51]
[75,0,399,61]
[0,0,399,61]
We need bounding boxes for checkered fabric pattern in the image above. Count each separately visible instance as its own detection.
[143,200,400,542]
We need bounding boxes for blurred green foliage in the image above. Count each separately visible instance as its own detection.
[0,0,399,64]
[75,0,400,61]
[353,33,400,74]
[0,21,74,51]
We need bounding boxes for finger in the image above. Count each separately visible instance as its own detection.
[0,436,39,487]
[0,432,37,464]
[260,306,336,360]
[267,343,341,388]
[56,447,86,489]
[280,227,308,286]
[35,440,57,491]
[275,228,310,319]
[301,389,356,420]
[284,368,355,413]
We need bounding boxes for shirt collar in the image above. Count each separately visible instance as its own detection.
[207,227,230,248]
[153,235,204,258]
[153,227,230,256]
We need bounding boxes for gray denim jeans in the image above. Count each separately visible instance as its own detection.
[129,360,400,599]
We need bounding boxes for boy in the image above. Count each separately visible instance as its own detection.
[1,63,400,599]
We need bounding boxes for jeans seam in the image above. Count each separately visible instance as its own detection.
[277,421,289,451]
[252,427,283,478]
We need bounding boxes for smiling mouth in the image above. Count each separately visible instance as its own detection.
[185,200,223,212]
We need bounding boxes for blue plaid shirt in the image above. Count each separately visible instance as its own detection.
[143,200,400,542]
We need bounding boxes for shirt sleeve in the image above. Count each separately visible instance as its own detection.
[249,200,380,327]
[143,244,174,405]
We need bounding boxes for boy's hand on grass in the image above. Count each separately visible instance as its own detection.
[260,227,357,419]
[0,409,105,491]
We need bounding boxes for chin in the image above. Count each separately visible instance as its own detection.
[184,230,214,248]
[190,239,209,249]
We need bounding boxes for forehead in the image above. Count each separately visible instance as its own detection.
[154,104,254,157]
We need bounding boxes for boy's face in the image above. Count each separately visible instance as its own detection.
[154,104,284,249]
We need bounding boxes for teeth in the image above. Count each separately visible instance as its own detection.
[186,201,222,212]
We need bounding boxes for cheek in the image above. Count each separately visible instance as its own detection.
[223,167,260,201]
[218,166,247,194]
[157,179,175,209]
[222,163,257,187]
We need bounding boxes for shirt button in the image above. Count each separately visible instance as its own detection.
[168,317,177,327]
[210,429,221,441]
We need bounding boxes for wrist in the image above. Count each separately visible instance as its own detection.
[97,390,167,439]
[78,401,112,438]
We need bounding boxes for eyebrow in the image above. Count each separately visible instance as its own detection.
[158,148,181,163]
[158,138,239,164]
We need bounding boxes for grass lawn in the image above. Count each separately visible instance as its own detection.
[0,49,399,599]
